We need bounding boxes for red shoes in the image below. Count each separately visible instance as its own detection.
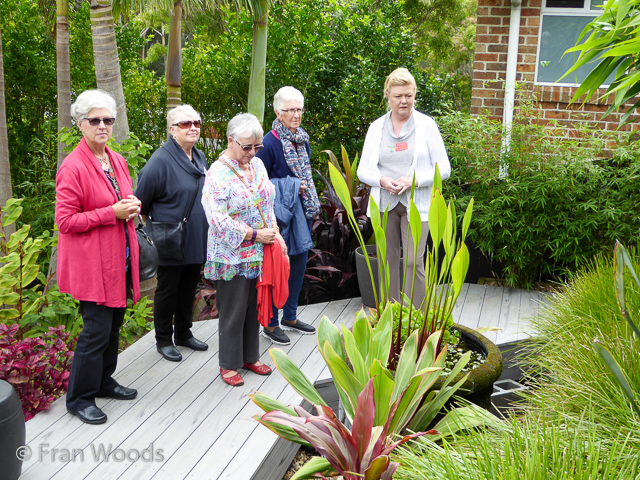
[220,368,244,386]
[220,363,272,385]
[243,362,273,376]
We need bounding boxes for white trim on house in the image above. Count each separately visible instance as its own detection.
[534,0,609,87]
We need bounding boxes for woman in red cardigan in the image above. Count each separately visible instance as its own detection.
[56,89,141,425]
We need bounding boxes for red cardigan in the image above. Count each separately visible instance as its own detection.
[55,138,141,307]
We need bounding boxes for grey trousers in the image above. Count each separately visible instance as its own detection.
[215,275,260,370]
[381,203,430,309]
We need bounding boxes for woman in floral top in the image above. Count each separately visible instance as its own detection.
[202,113,287,387]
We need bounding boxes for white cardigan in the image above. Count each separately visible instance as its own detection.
[357,109,451,222]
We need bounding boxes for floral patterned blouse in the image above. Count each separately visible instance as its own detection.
[202,153,276,281]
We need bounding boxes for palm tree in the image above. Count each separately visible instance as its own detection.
[246,0,268,123]
[56,0,72,167]
[0,24,12,215]
[166,1,183,112]
[89,0,130,143]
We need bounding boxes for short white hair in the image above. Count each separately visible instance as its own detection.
[273,86,304,114]
[71,89,117,121]
[167,104,201,130]
[227,113,263,143]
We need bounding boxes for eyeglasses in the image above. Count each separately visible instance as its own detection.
[235,140,264,152]
[173,120,202,129]
[280,108,304,115]
[83,117,116,126]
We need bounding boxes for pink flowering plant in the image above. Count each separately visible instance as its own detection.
[0,323,75,420]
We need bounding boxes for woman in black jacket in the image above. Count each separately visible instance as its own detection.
[135,105,209,362]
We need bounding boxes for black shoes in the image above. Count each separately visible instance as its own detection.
[157,345,182,362]
[157,337,208,361]
[68,405,107,425]
[97,385,138,400]
[175,337,209,351]
[281,319,317,335]
[260,327,291,345]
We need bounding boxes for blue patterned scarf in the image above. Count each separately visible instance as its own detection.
[273,119,320,219]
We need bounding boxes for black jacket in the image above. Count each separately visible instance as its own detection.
[136,137,208,266]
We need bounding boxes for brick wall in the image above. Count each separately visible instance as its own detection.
[471,0,640,133]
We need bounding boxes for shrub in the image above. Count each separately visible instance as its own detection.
[0,324,75,421]
[120,297,154,347]
[440,110,640,288]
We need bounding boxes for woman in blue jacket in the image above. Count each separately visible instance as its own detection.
[257,86,318,345]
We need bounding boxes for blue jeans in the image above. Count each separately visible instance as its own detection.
[268,249,309,327]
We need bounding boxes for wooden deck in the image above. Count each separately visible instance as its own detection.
[20,285,549,480]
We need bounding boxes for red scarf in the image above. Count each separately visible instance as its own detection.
[256,243,290,327]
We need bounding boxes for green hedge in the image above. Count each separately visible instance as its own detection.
[439,111,640,288]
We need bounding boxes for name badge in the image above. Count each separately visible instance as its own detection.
[395,142,408,152]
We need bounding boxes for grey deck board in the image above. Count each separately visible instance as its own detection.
[23,287,548,480]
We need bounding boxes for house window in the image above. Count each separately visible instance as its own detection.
[536,0,614,86]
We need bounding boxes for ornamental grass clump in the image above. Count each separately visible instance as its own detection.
[393,245,640,478]
[521,245,640,445]
[393,408,640,480]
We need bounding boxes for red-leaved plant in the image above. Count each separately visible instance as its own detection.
[0,323,75,420]
[254,379,432,480]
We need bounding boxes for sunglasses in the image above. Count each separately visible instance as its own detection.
[235,140,264,152]
[173,120,202,129]
[83,117,116,126]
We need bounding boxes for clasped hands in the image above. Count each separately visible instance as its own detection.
[380,176,414,196]
[253,227,288,258]
[113,195,141,221]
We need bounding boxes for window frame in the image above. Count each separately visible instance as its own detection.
[535,0,608,87]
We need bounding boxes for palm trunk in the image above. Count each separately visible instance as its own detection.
[89,0,129,143]
[247,1,268,123]
[0,26,13,223]
[56,0,71,167]
[166,1,183,115]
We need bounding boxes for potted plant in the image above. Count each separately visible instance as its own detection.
[329,162,502,405]
[250,305,492,478]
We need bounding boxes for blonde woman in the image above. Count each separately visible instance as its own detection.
[357,68,451,309]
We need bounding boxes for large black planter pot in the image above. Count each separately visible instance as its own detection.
[354,245,403,308]
[355,245,377,308]
[434,324,503,411]
[0,380,26,480]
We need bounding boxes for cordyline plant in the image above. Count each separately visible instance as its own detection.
[593,241,640,417]
[252,306,488,442]
[256,379,432,480]
[0,323,74,420]
[329,162,473,365]
[305,146,371,300]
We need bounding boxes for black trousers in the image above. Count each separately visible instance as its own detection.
[154,264,202,347]
[66,301,125,412]
[215,276,260,370]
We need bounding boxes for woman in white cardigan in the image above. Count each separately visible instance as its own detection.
[357,68,451,309]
